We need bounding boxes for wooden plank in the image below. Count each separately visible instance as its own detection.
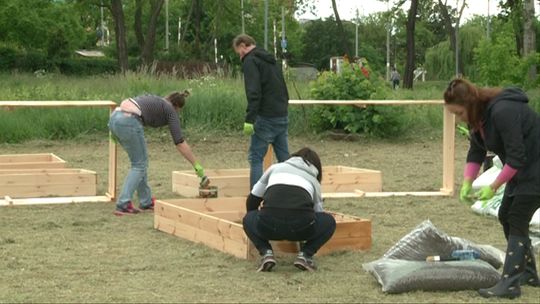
[0,184,96,198]
[332,221,371,238]
[0,101,117,107]
[442,106,456,195]
[289,99,444,105]
[161,197,246,212]
[0,170,96,185]
[0,153,55,162]
[204,211,244,223]
[0,195,111,206]
[155,215,248,259]
[155,200,246,243]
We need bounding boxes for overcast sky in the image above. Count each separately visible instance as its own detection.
[296,0,540,22]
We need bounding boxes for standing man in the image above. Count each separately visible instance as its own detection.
[233,34,290,189]
[390,67,400,90]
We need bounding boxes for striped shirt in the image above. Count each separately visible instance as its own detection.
[132,95,184,145]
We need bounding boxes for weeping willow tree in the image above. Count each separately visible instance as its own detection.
[424,22,485,81]
[425,41,454,80]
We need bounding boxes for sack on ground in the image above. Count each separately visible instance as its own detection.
[382,220,504,268]
[362,259,500,294]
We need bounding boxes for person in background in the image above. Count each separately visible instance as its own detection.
[390,67,400,90]
[232,34,290,189]
[108,91,208,216]
[444,78,540,299]
[242,147,336,272]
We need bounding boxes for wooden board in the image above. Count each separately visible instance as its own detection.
[172,165,382,198]
[0,153,66,169]
[154,197,371,259]
[0,168,97,198]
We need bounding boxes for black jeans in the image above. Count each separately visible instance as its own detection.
[498,194,540,238]
[243,211,336,257]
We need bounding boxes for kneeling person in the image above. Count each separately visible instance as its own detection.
[242,147,336,272]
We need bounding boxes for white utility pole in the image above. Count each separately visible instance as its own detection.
[273,19,277,58]
[178,17,181,45]
[385,1,392,81]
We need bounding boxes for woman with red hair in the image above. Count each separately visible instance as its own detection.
[444,78,540,299]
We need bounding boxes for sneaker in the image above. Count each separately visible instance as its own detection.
[140,197,156,211]
[113,202,140,216]
[294,252,317,271]
[256,250,276,272]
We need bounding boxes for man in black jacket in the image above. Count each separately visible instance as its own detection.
[233,34,290,189]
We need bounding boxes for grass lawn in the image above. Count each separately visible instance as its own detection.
[1,133,539,303]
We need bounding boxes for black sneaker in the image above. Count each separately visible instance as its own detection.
[294,252,317,271]
[114,202,140,216]
[256,250,276,272]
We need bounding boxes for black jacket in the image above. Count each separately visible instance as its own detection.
[241,47,289,123]
[467,88,540,196]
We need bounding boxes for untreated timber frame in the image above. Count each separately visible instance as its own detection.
[287,99,455,197]
[0,101,118,206]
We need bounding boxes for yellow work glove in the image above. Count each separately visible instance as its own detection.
[459,180,473,204]
[243,123,254,136]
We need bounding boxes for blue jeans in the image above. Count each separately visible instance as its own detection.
[108,111,152,209]
[248,116,289,188]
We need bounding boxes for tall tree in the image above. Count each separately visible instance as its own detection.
[110,0,128,73]
[331,0,350,57]
[499,0,524,55]
[134,0,165,65]
[403,0,419,88]
[523,0,537,81]
[437,0,466,76]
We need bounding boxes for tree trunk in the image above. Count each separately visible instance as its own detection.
[331,0,350,58]
[508,0,524,55]
[134,0,145,50]
[110,0,128,73]
[523,0,537,81]
[141,0,165,65]
[403,0,418,89]
[437,0,466,76]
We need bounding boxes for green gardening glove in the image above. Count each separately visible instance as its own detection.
[243,122,254,136]
[459,180,473,204]
[474,186,495,202]
[193,161,205,178]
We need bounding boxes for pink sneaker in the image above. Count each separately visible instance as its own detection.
[113,202,141,216]
[140,197,156,211]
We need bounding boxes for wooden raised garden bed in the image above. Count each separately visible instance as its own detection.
[0,153,66,169]
[154,197,371,259]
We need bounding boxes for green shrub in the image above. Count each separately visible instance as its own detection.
[474,23,540,88]
[309,62,405,137]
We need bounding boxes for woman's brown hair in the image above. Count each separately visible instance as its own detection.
[165,90,190,109]
[291,147,322,182]
[443,78,502,130]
